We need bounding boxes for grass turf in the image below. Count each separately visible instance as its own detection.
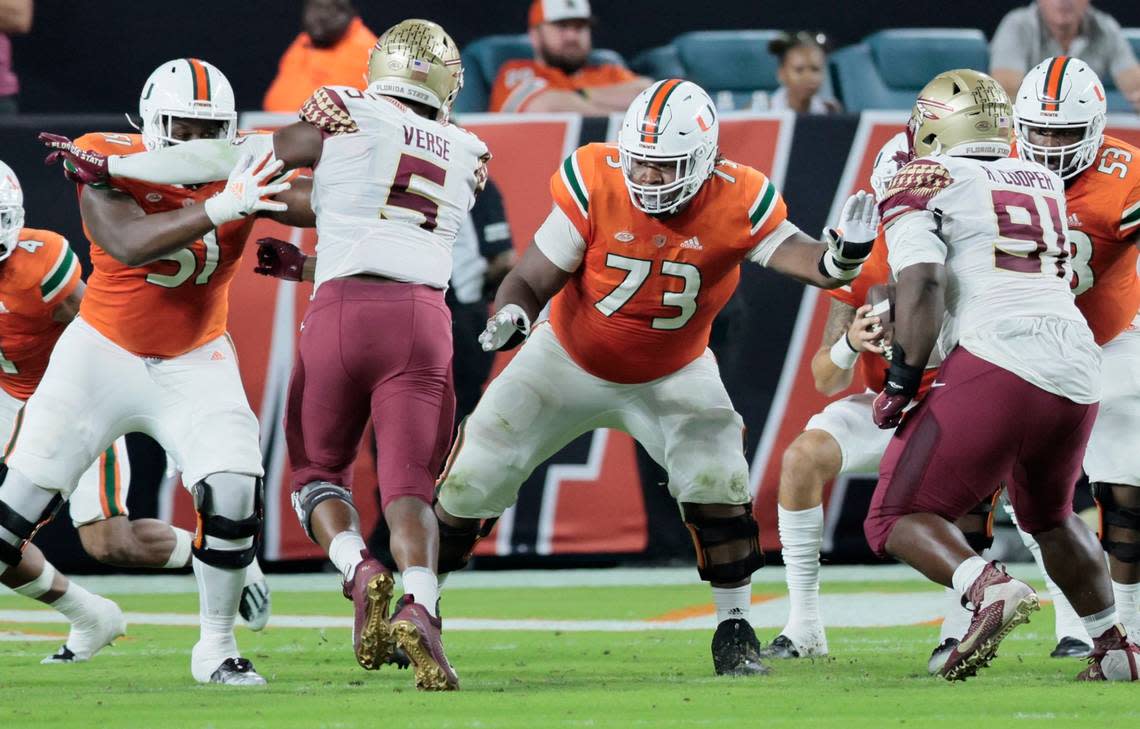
[1,580,1136,729]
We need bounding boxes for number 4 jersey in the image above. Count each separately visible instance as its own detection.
[539,143,800,384]
[74,132,254,359]
[0,228,82,399]
[881,154,1100,404]
[1063,134,1140,345]
[300,86,489,291]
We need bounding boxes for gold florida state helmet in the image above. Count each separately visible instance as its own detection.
[908,69,1013,159]
[367,19,464,122]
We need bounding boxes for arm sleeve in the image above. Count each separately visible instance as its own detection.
[534,205,587,273]
[470,178,513,259]
[989,11,1030,72]
[746,220,801,266]
[39,236,82,306]
[885,210,947,272]
[107,134,274,185]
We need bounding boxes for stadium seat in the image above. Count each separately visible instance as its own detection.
[673,30,781,110]
[453,34,628,114]
[631,44,685,80]
[830,29,989,111]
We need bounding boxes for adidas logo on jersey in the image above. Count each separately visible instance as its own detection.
[1067,212,1082,228]
[680,237,703,250]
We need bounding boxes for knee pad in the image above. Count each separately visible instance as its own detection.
[0,465,63,567]
[192,473,262,569]
[681,502,764,584]
[292,481,355,543]
[436,508,497,574]
[961,494,999,553]
[1092,483,1140,563]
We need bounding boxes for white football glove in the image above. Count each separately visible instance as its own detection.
[478,304,531,352]
[820,190,880,281]
[203,151,291,226]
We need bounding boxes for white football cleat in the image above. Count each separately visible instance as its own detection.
[760,625,829,658]
[191,641,267,686]
[41,595,126,664]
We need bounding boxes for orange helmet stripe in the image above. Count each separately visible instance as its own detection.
[1041,56,1069,112]
[640,78,683,144]
[187,58,211,102]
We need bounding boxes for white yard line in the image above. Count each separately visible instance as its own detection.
[0,591,985,631]
[0,563,1049,596]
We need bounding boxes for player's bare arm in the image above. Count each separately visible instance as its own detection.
[78,153,288,267]
[262,176,316,228]
[872,261,945,428]
[763,191,880,289]
[272,121,324,170]
[50,280,85,324]
[812,300,883,396]
[479,244,572,352]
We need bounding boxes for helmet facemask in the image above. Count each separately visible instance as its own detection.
[1016,115,1104,180]
[619,148,707,216]
[146,105,236,150]
[0,204,23,263]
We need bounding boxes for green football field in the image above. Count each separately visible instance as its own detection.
[0,566,1136,729]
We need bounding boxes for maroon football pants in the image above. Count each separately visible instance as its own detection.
[285,277,456,509]
[864,347,1098,556]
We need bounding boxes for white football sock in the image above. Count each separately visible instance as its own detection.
[11,562,56,601]
[778,504,824,634]
[328,531,366,583]
[192,557,241,658]
[951,556,988,600]
[402,566,440,617]
[163,526,193,569]
[938,586,972,643]
[1081,605,1119,641]
[712,584,752,624]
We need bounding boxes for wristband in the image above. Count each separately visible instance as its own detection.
[829,333,860,369]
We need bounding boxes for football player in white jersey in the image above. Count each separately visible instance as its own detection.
[865,69,1139,681]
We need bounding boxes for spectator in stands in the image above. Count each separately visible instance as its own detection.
[990,1,1140,112]
[489,0,650,114]
[448,179,515,425]
[0,0,33,113]
[262,0,376,112]
[768,31,841,114]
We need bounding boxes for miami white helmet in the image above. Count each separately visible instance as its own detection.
[138,58,237,151]
[869,132,912,200]
[618,79,719,215]
[1014,56,1106,180]
[0,160,24,263]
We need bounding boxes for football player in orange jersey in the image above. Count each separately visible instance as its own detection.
[433,79,879,676]
[1,59,299,685]
[1012,56,1140,642]
[0,159,130,663]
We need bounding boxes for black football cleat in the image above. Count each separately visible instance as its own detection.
[1051,636,1092,658]
[208,657,266,686]
[712,619,770,676]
